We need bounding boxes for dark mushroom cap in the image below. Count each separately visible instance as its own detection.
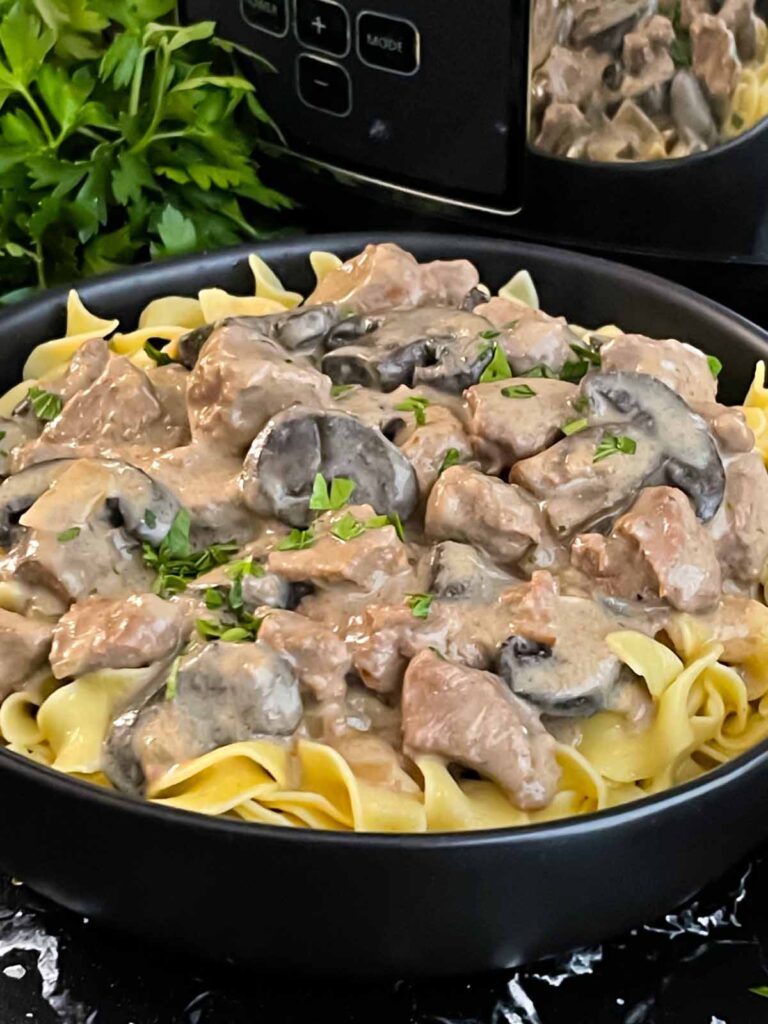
[0,457,180,547]
[178,305,344,368]
[583,371,726,522]
[0,460,71,546]
[240,407,418,528]
[321,308,495,394]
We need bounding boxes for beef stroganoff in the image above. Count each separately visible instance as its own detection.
[1,242,768,833]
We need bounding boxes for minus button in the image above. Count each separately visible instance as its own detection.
[297,53,352,117]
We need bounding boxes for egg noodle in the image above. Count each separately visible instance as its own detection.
[726,20,768,139]
[1,255,767,833]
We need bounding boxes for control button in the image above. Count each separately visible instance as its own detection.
[296,0,350,57]
[241,0,289,37]
[356,12,419,76]
[297,54,352,116]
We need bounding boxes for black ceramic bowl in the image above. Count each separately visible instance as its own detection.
[1,234,767,978]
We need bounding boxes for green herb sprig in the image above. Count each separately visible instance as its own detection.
[593,433,637,463]
[439,447,462,474]
[479,344,513,384]
[395,395,430,426]
[27,386,62,421]
[309,474,356,511]
[0,0,291,301]
[142,508,238,598]
[406,593,433,619]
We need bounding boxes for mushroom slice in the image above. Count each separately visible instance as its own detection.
[430,541,515,602]
[177,305,344,368]
[583,371,725,522]
[0,460,71,547]
[240,407,418,528]
[497,591,624,717]
[10,458,180,547]
[321,308,495,394]
[104,640,303,795]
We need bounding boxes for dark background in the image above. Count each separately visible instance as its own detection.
[2,850,768,1024]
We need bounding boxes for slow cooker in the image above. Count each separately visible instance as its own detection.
[179,0,768,324]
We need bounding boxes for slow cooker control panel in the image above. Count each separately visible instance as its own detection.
[180,0,528,214]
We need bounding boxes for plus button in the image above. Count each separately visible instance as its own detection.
[311,15,326,34]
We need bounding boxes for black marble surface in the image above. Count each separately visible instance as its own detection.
[2,849,768,1024]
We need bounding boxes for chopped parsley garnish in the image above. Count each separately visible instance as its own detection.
[144,509,157,530]
[196,617,261,643]
[142,508,238,599]
[669,2,692,67]
[57,527,81,543]
[522,365,557,379]
[277,528,315,551]
[439,447,462,474]
[707,354,723,379]
[143,340,181,367]
[479,328,500,340]
[309,474,357,511]
[331,383,356,399]
[332,512,366,542]
[501,384,536,399]
[572,395,589,413]
[750,986,768,997]
[204,588,225,609]
[479,345,513,383]
[593,433,637,462]
[562,417,589,436]
[165,657,181,701]
[732,112,745,130]
[395,395,430,426]
[406,593,434,619]
[0,431,6,442]
[27,386,62,422]
[570,340,602,367]
[224,558,265,581]
[388,511,405,542]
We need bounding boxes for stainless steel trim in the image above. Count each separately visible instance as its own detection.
[355,9,420,77]
[295,53,353,118]
[274,147,522,216]
[240,0,290,38]
[294,0,351,58]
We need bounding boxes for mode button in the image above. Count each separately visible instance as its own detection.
[357,12,420,76]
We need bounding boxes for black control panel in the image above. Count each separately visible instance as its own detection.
[180,0,529,214]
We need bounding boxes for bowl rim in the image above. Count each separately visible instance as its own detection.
[2,230,768,848]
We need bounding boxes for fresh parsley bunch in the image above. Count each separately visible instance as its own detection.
[0,0,292,301]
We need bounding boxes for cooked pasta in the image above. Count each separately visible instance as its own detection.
[1,241,767,833]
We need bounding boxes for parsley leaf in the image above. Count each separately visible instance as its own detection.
[406,593,434,619]
[479,328,500,340]
[57,526,81,543]
[395,395,430,426]
[0,5,290,295]
[331,383,356,399]
[144,340,181,367]
[707,354,723,378]
[569,340,601,367]
[501,384,536,399]
[331,512,366,542]
[750,986,768,997]
[165,657,181,701]
[27,386,62,421]
[387,511,405,542]
[593,433,637,462]
[196,616,261,643]
[562,417,589,436]
[142,508,238,598]
[144,508,157,529]
[479,344,513,383]
[309,474,357,511]
[439,447,462,474]
[522,365,557,379]
[277,528,315,551]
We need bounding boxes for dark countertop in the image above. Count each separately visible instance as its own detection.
[1,850,768,1024]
